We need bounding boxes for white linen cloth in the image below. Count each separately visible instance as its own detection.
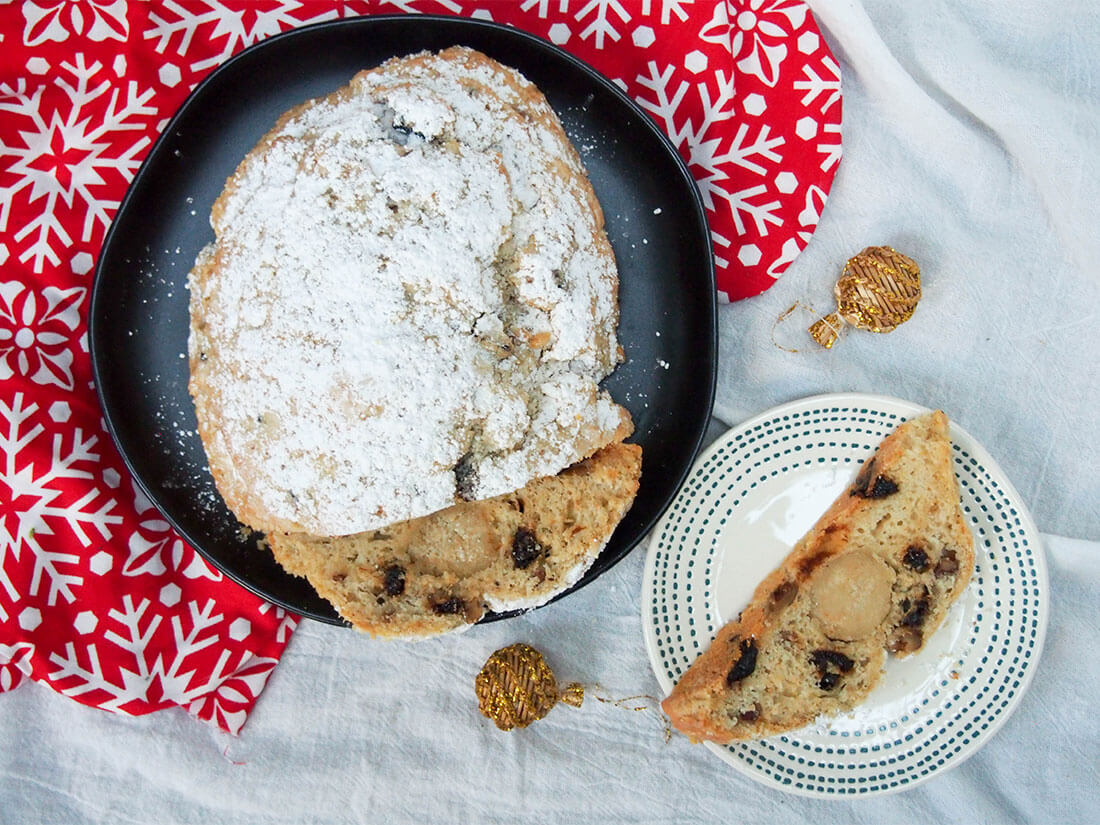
[3,1,1098,822]
[2,533,1096,823]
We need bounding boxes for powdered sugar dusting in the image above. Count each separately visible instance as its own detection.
[188,48,625,536]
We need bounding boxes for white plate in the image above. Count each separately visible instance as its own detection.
[642,393,1049,797]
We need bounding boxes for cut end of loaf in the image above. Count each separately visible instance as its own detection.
[266,442,641,638]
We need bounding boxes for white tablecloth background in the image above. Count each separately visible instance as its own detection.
[4,1,1098,822]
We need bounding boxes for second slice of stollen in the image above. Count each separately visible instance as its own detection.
[662,411,974,743]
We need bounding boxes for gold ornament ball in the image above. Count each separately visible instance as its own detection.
[835,246,921,332]
[475,643,575,731]
[809,246,922,348]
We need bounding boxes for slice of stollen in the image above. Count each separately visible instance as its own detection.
[266,442,642,638]
[661,411,974,743]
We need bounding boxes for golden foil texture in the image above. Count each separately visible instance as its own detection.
[475,643,583,731]
[810,246,922,348]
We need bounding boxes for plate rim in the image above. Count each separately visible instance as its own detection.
[642,391,1049,796]
[88,13,718,624]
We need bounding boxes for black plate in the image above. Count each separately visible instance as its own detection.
[89,15,717,625]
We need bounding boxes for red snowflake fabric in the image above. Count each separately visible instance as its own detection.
[0,0,841,733]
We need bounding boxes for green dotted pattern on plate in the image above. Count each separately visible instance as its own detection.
[647,403,1046,796]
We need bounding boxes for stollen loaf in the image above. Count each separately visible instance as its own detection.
[187,47,630,538]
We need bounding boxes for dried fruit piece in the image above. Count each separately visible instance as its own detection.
[432,596,465,615]
[887,626,923,654]
[935,548,959,577]
[769,581,798,610]
[454,453,479,501]
[810,649,855,673]
[382,564,406,597]
[903,545,930,572]
[511,526,543,570]
[866,475,898,498]
[900,597,930,628]
[738,704,761,723]
[851,459,899,498]
[726,639,758,686]
[818,672,841,691]
[810,649,854,692]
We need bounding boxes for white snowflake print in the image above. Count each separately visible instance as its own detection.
[0,55,157,273]
[186,650,282,733]
[817,120,841,171]
[763,183,828,278]
[143,0,346,74]
[0,642,35,691]
[634,62,737,147]
[152,598,228,703]
[44,595,263,720]
[519,0,560,18]
[21,0,129,46]
[574,0,631,49]
[256,601,299,645]
[124,482,221,581]
[44,594,163,712]
[640,0,694,25]
[699,0,806,88]
[524,0,688,31]
[376,0,461,13]
[795,53,841,114]
[635,61,783,237]
[0,280,84,390]
[0,393,121,612]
